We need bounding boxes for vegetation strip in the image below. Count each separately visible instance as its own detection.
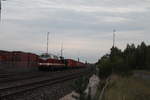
[99,77,110,100]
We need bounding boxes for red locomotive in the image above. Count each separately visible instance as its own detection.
[38,53,66,70]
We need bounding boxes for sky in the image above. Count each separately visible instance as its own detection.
[0,0,150,63]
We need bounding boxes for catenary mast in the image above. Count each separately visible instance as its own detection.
[61,42,63,57]
[0,0,1,21]
[0,0,6,22]
[113,29,116,47]
[46,32,50,54]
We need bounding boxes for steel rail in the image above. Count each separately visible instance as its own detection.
[0,69,81,83]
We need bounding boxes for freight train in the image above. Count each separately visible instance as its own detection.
[38,53,86,70]
[0,50,87,71]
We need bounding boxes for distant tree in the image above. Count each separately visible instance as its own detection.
[146,46,150,69]
[141,42,147,67]
[97,54,112,79]
[123,44,136,69]
[135,42,147,69]
[97,42,150,79]
[110,46,122,60]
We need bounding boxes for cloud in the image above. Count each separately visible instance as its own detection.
[0,0,150,63]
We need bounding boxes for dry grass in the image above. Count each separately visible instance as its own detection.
[103,75,150,100]
[134,70,150,74]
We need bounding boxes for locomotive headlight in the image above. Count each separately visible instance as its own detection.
[38,63,42,65]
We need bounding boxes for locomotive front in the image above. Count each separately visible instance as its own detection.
[38,53,66,71]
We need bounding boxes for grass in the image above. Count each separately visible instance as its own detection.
[93,86,101,100]
[134,70,150,75]
[103,75,150,100]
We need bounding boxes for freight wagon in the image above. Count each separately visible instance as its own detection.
[0,50,38,72]
[66,59,86,68]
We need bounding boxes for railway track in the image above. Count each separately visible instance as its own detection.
[0,69,80,83]
[0,68,91,99]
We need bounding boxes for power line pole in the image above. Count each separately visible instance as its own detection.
[113,29,116,48]
[46,32,50,54]
[60,42,63,57]
[0,0,1,22]
[0,0,7,22]
[0,0,1,11]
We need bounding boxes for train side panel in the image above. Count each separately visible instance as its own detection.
[38,58,66,71]
[66,59,86,68]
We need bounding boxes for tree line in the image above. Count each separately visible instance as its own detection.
[96,42,150,79]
